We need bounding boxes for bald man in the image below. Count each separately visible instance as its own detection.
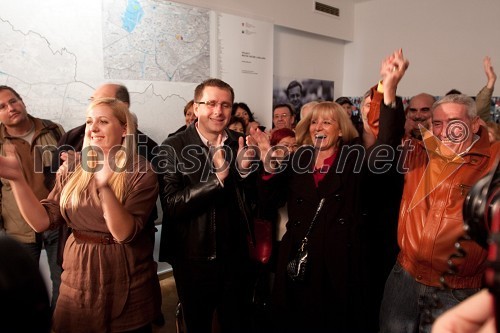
[404,93,436,139]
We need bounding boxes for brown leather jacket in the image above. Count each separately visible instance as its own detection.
[397,128,499,288]
[368,85,499,288]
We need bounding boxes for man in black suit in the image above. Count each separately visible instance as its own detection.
[158,78,256,333]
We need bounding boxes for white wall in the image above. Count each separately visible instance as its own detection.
[177,0,353,102]
[183,0,500,99]
[127,0,351,126]
[177,0,355,41]
[181,0,500,101]
[344,0,500,97]
[274,26,346,98]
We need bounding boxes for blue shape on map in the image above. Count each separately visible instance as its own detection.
[122,0,144,33]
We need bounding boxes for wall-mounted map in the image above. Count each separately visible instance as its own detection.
[103,0,210,82]
[0,0,273,144]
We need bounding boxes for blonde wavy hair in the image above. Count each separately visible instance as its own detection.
[60,98,137,215]
[296,101,359,146]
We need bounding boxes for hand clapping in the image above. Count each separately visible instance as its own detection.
[0,143,23,182]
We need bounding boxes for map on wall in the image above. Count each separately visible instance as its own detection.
[103,0,210,82]
[0,15,93,130]
[0,0,272,144]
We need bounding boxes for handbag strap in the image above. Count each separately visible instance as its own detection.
[301,198,325,245]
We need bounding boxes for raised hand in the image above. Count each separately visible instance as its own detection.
[211,133,229,182]
[237,136,259,173]
[380,49,409,82]
[483,56,496,90]
[93,157,115,190]
[247,126,279,173]
[57,150,81,175]
[380,48,410,105]
[0,142,51,232]
[248,127,272,161]
[60,150,81,164]
[0,143,24,182]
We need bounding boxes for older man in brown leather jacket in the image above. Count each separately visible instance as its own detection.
[377,88,500,332]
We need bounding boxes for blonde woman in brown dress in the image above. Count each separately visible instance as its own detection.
[0,98,160,332]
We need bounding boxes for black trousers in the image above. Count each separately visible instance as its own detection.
[173,259,254,333]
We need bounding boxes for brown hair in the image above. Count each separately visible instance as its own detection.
[194,79,234,103]
[183,100,194,116]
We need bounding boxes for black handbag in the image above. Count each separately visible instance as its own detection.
[286,198,325,282]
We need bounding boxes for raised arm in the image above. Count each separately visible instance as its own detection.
[484,56,496,90]
[378,49,408,146]
[0,143,50,232]
[365,49,409,146]
[476,56,496,122]
[380,48,410,107]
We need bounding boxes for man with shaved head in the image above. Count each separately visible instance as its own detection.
[404,93,436,139]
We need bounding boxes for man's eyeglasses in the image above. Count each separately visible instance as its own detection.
[0,98,21,112]
[196,100,233,110]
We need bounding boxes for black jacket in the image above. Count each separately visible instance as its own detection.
[157,124,255,264]
[262,97,405,333]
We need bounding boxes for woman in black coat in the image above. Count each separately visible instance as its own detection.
[247,50,407,332]
[251,102,365,332]
[251,99,404,332]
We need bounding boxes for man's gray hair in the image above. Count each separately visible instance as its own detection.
[432,94,477,118]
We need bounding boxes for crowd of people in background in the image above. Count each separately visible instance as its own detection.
[0,49,499,333]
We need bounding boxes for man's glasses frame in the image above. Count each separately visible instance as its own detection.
[196,100,233,110]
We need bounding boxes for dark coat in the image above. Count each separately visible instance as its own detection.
[261,98,405,333]
[167,124,187,137]
[260,143,364,333]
